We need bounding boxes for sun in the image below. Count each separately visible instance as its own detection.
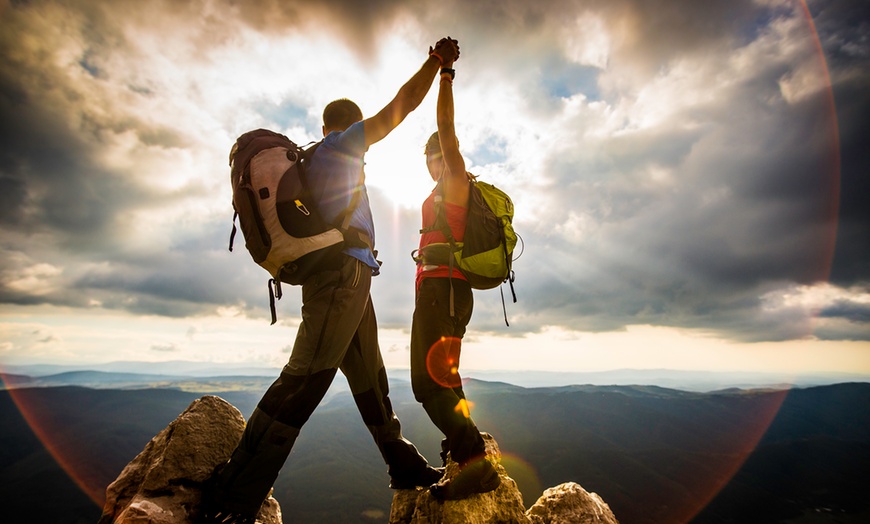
[364,129,437,208]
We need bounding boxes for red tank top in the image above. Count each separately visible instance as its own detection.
[416,188,468,288]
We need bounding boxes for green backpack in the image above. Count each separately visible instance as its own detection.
[414,174,518,324]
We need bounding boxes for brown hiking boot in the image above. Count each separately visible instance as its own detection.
[389,465,445,489]
[429,459,501,501]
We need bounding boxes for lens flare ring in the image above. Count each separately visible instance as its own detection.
[426,336,466,389]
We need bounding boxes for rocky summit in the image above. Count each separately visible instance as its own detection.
[390,433,618,524]
[100,395,618,524]
[98,395,281,524]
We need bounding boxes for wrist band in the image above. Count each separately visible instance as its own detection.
[429,51,444,65]
[440,67,455,80]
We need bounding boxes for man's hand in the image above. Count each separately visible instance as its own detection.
[431,36,460,65]
[363,36,460,147]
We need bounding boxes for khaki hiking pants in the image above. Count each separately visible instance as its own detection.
[215,255,428,514]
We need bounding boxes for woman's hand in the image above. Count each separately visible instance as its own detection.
[431,37,459,65]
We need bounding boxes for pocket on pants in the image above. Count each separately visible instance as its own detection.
[336,256,371,291]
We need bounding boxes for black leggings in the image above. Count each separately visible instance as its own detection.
[410,277,485,466]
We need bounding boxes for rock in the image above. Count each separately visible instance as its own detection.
[99,395,619,524]
[98,395,282,524]
[526,482,619,524]
[390,433,620,524]
[390,433,530,524]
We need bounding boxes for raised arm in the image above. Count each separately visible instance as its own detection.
[363,38,460,148]
[436,46,471,206]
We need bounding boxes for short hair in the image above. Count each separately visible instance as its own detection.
[425,131,441,155]
[323,99,363,132]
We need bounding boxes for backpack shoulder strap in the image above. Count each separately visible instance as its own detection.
[419,181,456,244]
[338,165,366,231]
[338,172,374,251]
[302,142,373,251]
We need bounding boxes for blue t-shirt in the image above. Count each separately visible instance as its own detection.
[306,121,379,272]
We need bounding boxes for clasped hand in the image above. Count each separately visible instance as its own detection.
[430,36,460,65]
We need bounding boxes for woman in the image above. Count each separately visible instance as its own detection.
[410,46,501,501]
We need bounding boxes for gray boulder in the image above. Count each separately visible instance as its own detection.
[527,482,619,524]
[98,395,281,524]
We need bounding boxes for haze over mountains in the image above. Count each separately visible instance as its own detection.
[1,369,869,523]
[4,361,868,391]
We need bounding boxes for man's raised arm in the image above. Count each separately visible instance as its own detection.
[363,37,460,148]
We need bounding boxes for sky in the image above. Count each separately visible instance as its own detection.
[0,0,868,377]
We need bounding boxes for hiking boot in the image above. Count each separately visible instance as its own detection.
[198,467,258,524]
[199,492,258,524]
[430,459,501,501]
[389,465,445,489]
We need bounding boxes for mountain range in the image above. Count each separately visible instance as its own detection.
[4,361,869,390]
[1,372,868,523]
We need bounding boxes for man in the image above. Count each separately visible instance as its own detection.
[203,37,460,524]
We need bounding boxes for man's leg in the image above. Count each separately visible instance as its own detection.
[211,256,374,515]
[340,288,441,487]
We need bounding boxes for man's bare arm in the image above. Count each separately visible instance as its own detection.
[363,38,460,148]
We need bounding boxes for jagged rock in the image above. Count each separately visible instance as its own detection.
[390,433,529,523]
[390,433,620,524]
[526,482,619,524]
[98,395,282,524]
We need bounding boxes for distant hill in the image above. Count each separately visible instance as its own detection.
[0,369,282,393]
[4,362,868,390]
[0,361,284,379]
[0,373,34,387]
[1,380,868,523]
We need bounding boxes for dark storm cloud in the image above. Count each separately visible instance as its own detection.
[0,112,155,259]
[810,0,870,286]
[415,0,763,81]
[820,300,870,323]
[512,87,850,341]
[0,0,229,317]
[0,0,188,245]
[234,0,406,33]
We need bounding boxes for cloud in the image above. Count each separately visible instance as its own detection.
[486,0,864,341]
[813,0,870,288]
[150,342,180,353]
[0,0,867,347]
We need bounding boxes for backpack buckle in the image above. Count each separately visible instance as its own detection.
[294,199,310,216]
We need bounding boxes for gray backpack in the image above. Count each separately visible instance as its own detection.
[228,129,370,323]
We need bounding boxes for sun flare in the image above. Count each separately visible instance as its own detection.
[364,132,437,208]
